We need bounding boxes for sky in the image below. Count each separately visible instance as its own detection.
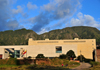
[0,0,100,34]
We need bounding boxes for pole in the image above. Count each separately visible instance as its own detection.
[80,50,82,62]
[26,50,27,58]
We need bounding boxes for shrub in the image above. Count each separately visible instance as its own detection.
[0,59,7,65]
[84,59,92,63]
[77,55,86,62]
[28,56,32,59]
[90,61,100,66]
[40,62,45,66]
[66,50,76,59]
[23,58,32,65]
[36,54,45,59]
[77,55,92,62]
[6,58,18,65]
[59,54,67,59]
[50,58,63,65]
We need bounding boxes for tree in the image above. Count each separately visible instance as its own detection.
[59,54,67,59]
[77,55,85,62]
[36,54,45,58]
[66,50,76,59]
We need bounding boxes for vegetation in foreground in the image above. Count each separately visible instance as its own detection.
[84,61,100,70]
[0,57,80,70]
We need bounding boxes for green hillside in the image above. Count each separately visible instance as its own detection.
[40,26,100,44]
[0,28,38,45]
[0,26,100,45]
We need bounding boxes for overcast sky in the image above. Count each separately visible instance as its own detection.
[0,0,100,34]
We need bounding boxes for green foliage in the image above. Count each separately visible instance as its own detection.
[6,58,18,65]
[59,54,67,59]
[0,28,38,45]
[66,50,76,58]
[50,57,63,65]
[36,54,45,59]
[40,62,45,66]
[28,56,32,59]
[77,55,86,62]
[0,59,7,65]
[77,55,92,62]
[0,58,18,65]
[90,61,100,66]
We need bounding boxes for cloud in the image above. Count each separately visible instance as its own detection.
[12,6,23,14]
[6,20,19,30]
[29,0,80,32]
[70,12,100,28]
[12,5,28,18]
[0,0,19,31]
[27,2,37,10]
[37,28,48,34]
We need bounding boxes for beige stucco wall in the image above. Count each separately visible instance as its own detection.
[26,45,77,58]
[0,48,4,59]
[28,38,96,59]
[0,38,96,59]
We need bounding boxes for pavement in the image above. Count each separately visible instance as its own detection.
[70,62,91,70]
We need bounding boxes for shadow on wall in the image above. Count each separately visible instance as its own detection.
[92,50,95,61]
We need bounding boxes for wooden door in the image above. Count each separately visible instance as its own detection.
[0,54,2,59]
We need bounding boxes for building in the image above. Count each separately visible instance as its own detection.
[0,38,96,60]
[96,49,100,62]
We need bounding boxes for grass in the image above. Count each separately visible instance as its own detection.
[83,61,100,70]
[0,65,18,67]
[84,65,100,70]
[0,65,70,70]
[0,62,80,70]
[0,58,80,70]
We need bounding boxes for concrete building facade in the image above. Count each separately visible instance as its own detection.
[0,38,96,60]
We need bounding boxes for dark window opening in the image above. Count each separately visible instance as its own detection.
[56,46,62,53]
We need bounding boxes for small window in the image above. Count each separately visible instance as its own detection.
[56,46,62,53]
[5,51,8,53]
[12,48,14,50]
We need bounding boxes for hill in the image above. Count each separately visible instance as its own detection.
[0,28,38,45]
[0,26,100,45]
[40,26,100,44]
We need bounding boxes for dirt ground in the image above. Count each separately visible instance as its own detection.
[70,62,91,70]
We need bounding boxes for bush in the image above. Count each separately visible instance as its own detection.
[77,55,92,62]
[6,58,18,65]
[28,56,32,59]
[66,50,76,59]
[0,58,19,65]
[0,59,7,65]
[90,61,100,66]
[85,59,92,63]
[36,54,45,59]
[50,58,63,65]
[59,54,67,59]
[77,55,86,62]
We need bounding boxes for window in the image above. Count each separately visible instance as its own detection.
[5,51,8,53]
[14,50,20,58]
[56,46,62,53]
